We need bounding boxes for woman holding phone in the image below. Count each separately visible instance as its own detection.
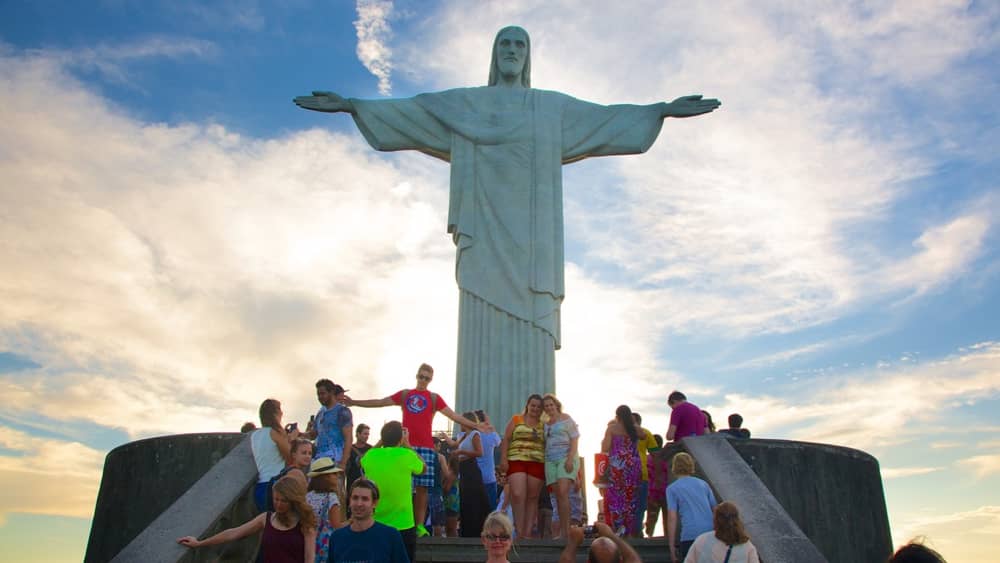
[250,398,299,511]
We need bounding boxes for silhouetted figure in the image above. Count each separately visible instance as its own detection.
[719,413,751,439]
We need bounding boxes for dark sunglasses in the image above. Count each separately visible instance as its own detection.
[484,533,511,542]
[417,374,432,381]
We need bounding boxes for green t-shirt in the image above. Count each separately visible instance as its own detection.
[360,446,425,530]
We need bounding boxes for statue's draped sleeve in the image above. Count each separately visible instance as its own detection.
[560,98,666,163]
[349,97,453,161]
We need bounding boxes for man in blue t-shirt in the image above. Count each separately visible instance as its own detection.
[310,379,354,472]
[666,452,717,562]
[329,479,410,563]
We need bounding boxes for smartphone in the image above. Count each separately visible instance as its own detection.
[475,409,486,422]
[285,422,298,432]
[583,525,597,537]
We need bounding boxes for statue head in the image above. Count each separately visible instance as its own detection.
[488,26,531,88]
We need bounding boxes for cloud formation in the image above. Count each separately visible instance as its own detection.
[21,36,217,87]
[882,466,944,479]
[959,454,1000,479]
[0,428,103,521]
[354,0,394,95]
[0,49,456,442]
[700,342,1000,450]
[1,7,998,560]
[892,505,1000,562]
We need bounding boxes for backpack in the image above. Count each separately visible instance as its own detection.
[263,466,296,512]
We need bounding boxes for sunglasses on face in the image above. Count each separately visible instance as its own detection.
[417,374,432,381]
[484,534,511,542]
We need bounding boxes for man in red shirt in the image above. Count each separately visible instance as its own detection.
[345,363,483,533]
[665,391,708,443]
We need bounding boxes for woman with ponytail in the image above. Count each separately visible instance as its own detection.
[600,404,641,536]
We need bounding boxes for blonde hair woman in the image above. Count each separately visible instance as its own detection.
[481,511,515,563]
[541,393,579,539]
[178,475,317,562]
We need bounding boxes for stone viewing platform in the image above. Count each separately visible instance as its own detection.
[85,432,891,562]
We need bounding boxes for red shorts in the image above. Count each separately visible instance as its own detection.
[507,460,545,480]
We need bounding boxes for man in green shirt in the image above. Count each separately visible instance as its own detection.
[361,421,425,562]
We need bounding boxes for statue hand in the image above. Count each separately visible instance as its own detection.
[663,94,721,118]
[293,91,354,113]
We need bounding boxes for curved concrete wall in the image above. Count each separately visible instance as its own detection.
[661,438,891,563]
[86,433,890,562]
[85,433,257,563]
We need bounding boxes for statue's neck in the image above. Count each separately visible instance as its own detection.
[494,74,525,89]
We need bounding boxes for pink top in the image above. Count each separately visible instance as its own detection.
[669,402,706,440]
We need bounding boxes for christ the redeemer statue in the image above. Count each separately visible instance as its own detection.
[294,26,720,423]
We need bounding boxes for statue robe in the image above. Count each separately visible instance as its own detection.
[350,87,665,422]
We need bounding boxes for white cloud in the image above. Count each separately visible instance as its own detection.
[882,466,944,479]
[930,441,964,449]
[354,0,394,95]
[892,506,1000,563]
[881,214,992,297]
[0,49,456,440]
[958,454,1000,479]
[0,429,104,520]
[27,36,217,87]
[813,0,998,86]
[700,342,1000,450]
[173,1,266,31]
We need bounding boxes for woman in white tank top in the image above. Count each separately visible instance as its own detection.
[250,398,300,511]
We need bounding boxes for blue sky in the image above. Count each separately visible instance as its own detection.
[1,1,998,561]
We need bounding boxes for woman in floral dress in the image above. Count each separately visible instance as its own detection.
[305,457,343,561]
[601,404,641,535]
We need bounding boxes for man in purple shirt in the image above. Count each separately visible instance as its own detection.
[666,391,707,442]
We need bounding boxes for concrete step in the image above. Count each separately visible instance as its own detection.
[416,536,673,563]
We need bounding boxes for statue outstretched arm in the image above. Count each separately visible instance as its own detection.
[661,94,721,118]
[293,91,356,114]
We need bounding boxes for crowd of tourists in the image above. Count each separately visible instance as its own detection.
[175,363,944,563]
